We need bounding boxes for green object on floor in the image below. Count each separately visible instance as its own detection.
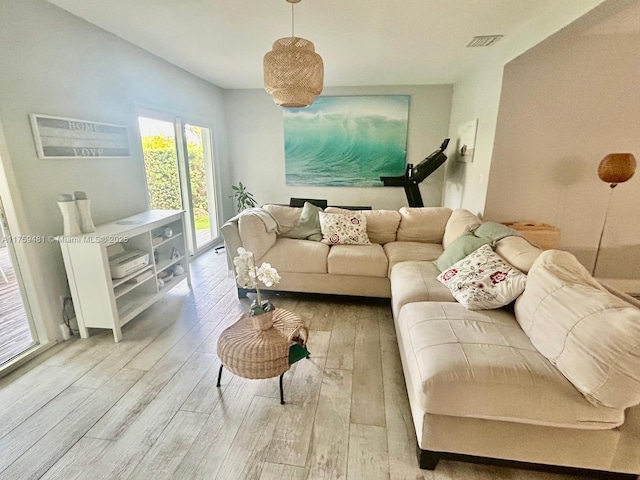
[289,344,310,364]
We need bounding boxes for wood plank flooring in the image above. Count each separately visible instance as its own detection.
[0,248,585,479]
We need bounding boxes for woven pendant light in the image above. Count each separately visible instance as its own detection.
[264,0,323,108]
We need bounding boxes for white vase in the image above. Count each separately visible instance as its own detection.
[57,199,82,236]
[75,198,96,233]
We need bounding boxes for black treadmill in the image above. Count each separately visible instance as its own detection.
[380,139,450,207]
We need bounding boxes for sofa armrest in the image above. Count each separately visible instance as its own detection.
[238,214,277,260]
[442,209,482,249]
[220,219,243,273]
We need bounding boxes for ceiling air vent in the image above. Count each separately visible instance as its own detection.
[466,35,504,47]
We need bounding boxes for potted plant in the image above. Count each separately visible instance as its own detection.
[233,247,281,330]
[230,182,257,213]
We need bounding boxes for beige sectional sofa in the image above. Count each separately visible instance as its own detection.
[221,205,640,478]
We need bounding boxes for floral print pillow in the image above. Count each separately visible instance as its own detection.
[437,244,527,310]
[319,212,370,245]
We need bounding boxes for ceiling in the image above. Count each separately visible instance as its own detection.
[47,0,602,89]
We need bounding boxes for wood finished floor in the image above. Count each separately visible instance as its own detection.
[0,248,585,480]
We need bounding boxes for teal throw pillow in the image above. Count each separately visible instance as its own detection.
[474,221,520,242]
[282,202,323,241]
[434,233,492,272]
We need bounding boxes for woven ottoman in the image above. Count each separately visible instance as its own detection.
[216,308,309,404]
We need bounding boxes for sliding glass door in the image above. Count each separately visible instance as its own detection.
[0,200,37,367]
[138,114,220,255]
[183,124,218,251]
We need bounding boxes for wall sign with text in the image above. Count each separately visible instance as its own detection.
[30,114,130,159]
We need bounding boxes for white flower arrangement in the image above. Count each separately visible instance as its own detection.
[234,247,281,315]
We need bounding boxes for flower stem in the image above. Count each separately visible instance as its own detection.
[252,254,262,306]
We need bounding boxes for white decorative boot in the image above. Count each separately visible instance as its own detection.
[57,194,82,236]
[74,191,96,233]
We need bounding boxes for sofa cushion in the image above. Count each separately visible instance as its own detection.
[494,236,542,274]
[325,207,400,244]
[434,233,491,272]
[319,211,370,245]
[384,241,444,274]
[390,261,455,318]
[258,238,328,273]
[238,214,277,260]
[396,301,624,429]
[328,244,388,278]
[262,204,301,234]
[281,202,323,241]
[515,250,640,410]
[442,209,481,249]
[396,207,452,243]
[437,245,527,310]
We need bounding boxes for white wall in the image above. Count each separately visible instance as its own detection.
[0,0,231,340]
[223,85,453,211]
[441,0,607,217]
[484,0,640,281]
[442,62,504,217]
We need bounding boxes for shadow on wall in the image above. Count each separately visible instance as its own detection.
[443,157,466,210]
[547,155,589,229]
[549,156,588,187]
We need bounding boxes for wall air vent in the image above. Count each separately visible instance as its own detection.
[466,35,504,47]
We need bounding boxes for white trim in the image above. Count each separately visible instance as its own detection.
[0,119,55,347]
[0,342,60,379]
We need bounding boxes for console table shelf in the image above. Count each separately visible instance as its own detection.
[59,209,191,342]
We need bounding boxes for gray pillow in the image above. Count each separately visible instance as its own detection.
[434,233,491,271]
[280,202,323,241]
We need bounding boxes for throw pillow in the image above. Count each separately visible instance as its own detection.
[434,233,491,272]
[437,244,527,310]
[325,207,401,244]
[474,221,521,243]
[318,212,370,245]
[281,202,323,241]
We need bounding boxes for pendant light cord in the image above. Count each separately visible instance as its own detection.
[291,2,295,37]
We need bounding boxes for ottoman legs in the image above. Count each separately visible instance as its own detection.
[279,373,285,405]
[216,364,224,387]
[216,364,286,405]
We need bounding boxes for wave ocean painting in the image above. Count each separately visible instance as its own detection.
[284,95,409,187]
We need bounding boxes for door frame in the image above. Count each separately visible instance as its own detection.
[135,106,223,256]
[0,119,54,374]
[178,118,220,254]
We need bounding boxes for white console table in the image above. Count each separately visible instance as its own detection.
[58,210,191,342]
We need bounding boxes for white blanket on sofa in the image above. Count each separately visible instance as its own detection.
[235,208,280,233]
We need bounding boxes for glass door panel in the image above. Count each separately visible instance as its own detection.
[184,124,218,252]
[138,117,182,212]
[139,113,220,257]
[0,205,37,367]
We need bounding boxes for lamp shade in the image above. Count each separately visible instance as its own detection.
[264,37,323,108]
[598,153,636,185]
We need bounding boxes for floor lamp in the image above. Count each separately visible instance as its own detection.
[593,153,637,276]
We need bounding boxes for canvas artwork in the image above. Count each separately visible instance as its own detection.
[284,95,410,187]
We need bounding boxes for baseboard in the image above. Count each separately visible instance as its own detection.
[417,445,638,479]
[598,278,640,296]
